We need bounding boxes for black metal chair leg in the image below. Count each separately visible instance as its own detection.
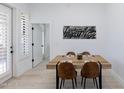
[63,80,65,87]
[93,78,95,86]
[60,79,63,89]
[83,78,86,89]
[95,78,98,89]
[74,78,77,88]
[72,79,75,89]
[81,77,83,86]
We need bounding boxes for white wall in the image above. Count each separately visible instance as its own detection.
[105,4,124,80]
[29,3,107,60]
[44,24,50,60]
[7,3,32,77]
[7,3,124,81]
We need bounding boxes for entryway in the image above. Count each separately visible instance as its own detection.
[32,23,50,68]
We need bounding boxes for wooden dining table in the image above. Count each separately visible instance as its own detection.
[46,55,112,89]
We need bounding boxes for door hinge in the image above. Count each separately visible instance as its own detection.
[32,27,34,30]
[10,46,13,54]
[10,51,13,54]
[32,59,34,62]
[32,43,34,46]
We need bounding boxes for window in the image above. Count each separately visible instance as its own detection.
[0,13,8,74]
[20,13,29,56]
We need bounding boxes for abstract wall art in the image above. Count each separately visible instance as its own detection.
[63,26,96,39]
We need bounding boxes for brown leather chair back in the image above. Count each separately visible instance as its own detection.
[81,62,99,78]
[58,62,76,79]
[82,51,90,55]
[66,51,76,56]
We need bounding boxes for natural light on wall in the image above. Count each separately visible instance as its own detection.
[20,13,29,57]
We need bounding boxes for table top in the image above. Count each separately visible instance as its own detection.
[46,55,112,69]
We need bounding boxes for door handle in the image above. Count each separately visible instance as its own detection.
[41,45,43,47]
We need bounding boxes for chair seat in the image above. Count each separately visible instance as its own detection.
[61,71,77,79]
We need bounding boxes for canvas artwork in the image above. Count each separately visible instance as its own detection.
[63,26,96,39]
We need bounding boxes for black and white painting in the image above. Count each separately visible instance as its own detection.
[63,26,96,39]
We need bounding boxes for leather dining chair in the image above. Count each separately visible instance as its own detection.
[66,51,76,56]
[82,51,90,55]
[80,62,100,89]
[58,62,77,89]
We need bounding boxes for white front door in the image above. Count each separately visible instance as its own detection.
[0,4,12,83]
[32,24,43,67]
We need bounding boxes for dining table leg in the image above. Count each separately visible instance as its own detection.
[99,74,102,89]
[56,72,59,89]
[56,62,60,89]
[98,62,102,89]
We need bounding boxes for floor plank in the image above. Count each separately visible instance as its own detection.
[0,61,124,89]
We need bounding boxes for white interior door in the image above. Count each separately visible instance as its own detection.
[0,4,12,83]
[32,24,43,67]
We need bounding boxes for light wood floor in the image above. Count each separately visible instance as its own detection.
[0,61,124,89]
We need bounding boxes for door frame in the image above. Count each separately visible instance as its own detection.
[31,23,50,68]
[0,3,13,84]
[32,23,44,68]
[31,24,34,68]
